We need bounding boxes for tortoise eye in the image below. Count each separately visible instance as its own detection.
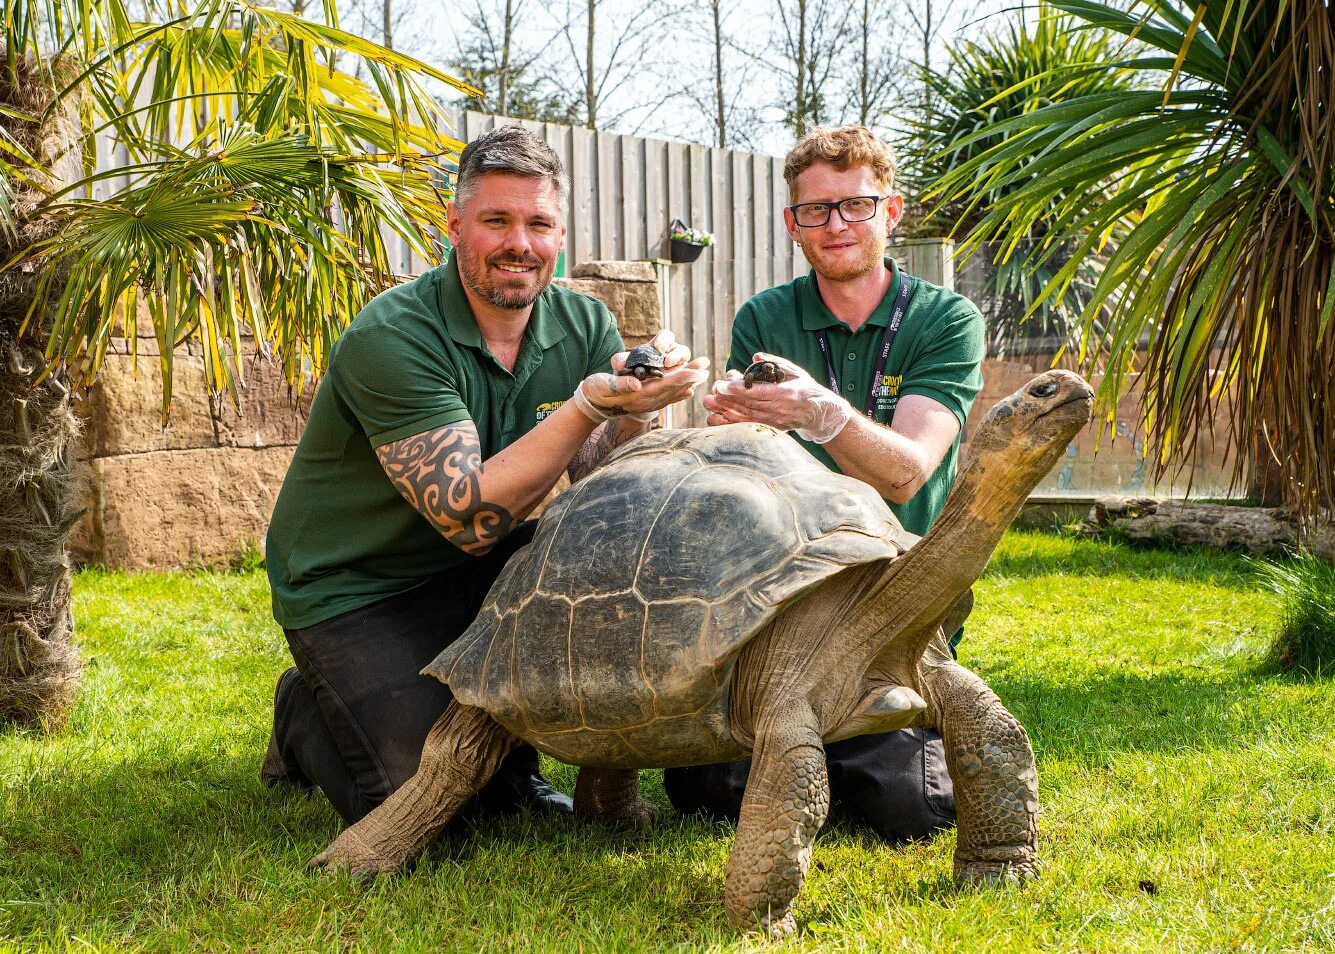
[1031,381,1058,398]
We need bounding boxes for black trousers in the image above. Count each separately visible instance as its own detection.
[267,523,540,825]
[663,727,956,844]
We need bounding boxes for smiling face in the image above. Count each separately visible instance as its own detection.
[447,172,566,311]
[784,161,904,283]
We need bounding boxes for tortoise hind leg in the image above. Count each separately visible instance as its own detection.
[310,700,517,876]
[723,700,829,937]
[926,658,1039,883]
[574,767,657,830]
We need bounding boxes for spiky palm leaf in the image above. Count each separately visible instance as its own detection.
[929,0,1335,519]
[4,0,477,410]
[903,4,1140,355]
[0,0,476,729]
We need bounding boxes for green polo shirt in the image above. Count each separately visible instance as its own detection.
[266,255,624,630]
[727,258,984,536]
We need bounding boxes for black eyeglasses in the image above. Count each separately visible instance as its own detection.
[788,195,889,228]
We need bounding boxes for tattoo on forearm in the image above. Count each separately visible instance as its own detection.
[586,398,630,418]
[377,424,516,554]
[567,418,642,484]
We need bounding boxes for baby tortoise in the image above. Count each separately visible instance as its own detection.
[619,342,667,380]
[743,359,786,388]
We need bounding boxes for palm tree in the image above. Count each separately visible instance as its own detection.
[902,4,1142,356]
[929,0,1334,518]
[1,0,474,729]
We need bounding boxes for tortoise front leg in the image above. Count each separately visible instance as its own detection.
[310,700,517,876]
[574,767,658,829]
[723,700,829,937]
[926,659,1039,883]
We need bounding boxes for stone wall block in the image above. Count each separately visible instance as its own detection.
[570,261,656,283]
[74,446,295,569]
[79,347,216,457]
[557,276,662,342]
[213,352,314,448]
[615,283,662,339]
[559,278,625,318]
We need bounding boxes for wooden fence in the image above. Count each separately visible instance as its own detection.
[91,111,957,429]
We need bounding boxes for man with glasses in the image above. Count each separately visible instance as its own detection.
[664,125,984,845]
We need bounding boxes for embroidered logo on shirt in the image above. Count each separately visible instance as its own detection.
[874,373,902,417]
[876,373,902,399]
[535,400,564,422]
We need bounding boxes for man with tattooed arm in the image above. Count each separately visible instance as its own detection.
[261,125,709,823]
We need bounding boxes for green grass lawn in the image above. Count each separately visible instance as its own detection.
[3,531,1333,952]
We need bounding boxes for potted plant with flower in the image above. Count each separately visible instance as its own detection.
[669,218,714,263]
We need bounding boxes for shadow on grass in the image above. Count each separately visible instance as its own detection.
[992,664,1302,759]
[982,538,1255,586]
[1,748,728,941]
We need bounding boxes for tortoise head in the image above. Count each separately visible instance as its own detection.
[960,370,1094,490]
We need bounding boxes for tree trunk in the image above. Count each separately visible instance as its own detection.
[795,0,807,138]
[858,0,870,124]
[585,0,597,129]
[498,0,514,116]
[713,0,726,148]
[0,57,84,731]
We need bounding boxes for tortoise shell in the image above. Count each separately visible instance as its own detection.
[620,343,666,379]
[425,424,916,768]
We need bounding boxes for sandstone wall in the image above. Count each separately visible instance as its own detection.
[72,262,663,569]
[964,357,1235,499]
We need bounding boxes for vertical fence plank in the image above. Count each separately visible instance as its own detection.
[665,142,691,426]
[709,147,732,398]
[620,136,645,261]
[771,157,793,282]
[597,131,620,259]
[752,155,773,294]
[545,122,574,273]
[643,142,668,262]
[731,150,753,309]
[685,145,709,429]
[569,127,596,267]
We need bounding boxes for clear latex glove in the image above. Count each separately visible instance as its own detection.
[572,375,658,424]
[647,328,691,370]
[794,388,854,444]
[573,331,709,424]
[706,352,853,443]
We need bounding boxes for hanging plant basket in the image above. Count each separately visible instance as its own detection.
[669,217,713,263]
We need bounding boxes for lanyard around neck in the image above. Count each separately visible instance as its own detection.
[800,271,915,420]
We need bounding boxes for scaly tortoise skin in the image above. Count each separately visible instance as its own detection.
[312,370,1096,938]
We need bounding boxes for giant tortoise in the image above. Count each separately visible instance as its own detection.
[312,369,1095,936]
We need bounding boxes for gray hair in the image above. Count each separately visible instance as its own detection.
[453,124,569,214]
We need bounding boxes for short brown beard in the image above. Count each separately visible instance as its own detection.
[801,232,884,283]
[458,249,554,311]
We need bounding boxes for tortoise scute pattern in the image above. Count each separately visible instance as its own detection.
[429,424,906,765]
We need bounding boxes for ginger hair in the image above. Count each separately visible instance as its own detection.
[783,125,898,200]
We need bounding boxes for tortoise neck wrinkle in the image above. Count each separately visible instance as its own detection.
[844,454,1030,661]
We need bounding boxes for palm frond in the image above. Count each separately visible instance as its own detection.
[903,2,1145,357]
[0,0,475,419]
[927,0,1335,522]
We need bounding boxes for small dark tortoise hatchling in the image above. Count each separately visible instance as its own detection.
[619,343,667,380]
[743,359,785,387]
